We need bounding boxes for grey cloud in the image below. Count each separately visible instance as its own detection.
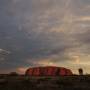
[77,30,90,44]
[0,0,90,73]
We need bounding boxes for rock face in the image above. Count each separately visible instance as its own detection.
[25,66,73,76]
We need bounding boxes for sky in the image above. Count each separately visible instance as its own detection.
[0,0,90,74]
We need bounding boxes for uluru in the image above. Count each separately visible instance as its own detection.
[25,66,73,76]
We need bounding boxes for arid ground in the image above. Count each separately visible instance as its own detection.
[0,75,90,90]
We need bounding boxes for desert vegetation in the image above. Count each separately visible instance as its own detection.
[0,75,90,90]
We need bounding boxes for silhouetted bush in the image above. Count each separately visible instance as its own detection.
[9,72,19,76]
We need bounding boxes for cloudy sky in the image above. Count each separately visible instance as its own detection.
[0,0,90,74]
